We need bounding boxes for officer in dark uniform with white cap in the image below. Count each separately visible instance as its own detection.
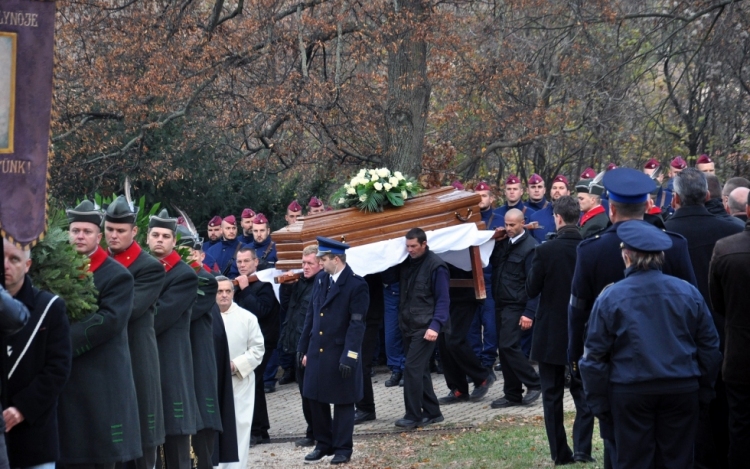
[568,168,698,468]
[580,221,721,469]
[297,237,369,465]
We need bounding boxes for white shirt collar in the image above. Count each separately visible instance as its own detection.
[331,266,344,283]
[509,230,525,244]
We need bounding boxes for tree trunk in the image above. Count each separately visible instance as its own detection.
[382,0,431,177]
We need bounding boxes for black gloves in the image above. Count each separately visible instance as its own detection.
[339,363,352,379]
[297,352,305,368]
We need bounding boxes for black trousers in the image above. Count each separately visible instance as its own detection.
[610,390,698,469]
[356,321,380,414]
[64,465,115,469]
[251,347,272,438]
[295,360,314,439]
[725,382,750,469]
[310,401,355,457]
[695,374,730,469]
[191,429,215,469]
[157,434,191,469]
[538,362,594,463]
[438,301,488,395]
[495,303,540,401]
[114,446,156,469]
[402,329,441,422]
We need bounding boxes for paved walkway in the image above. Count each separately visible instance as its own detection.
[266,365,575,440]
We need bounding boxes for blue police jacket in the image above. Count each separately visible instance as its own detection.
[529,204,555,243]
[206,238,240,275]
[494,201,536,227]
[527,198,549,212]
[580,268,721,416]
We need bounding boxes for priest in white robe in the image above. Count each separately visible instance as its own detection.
[215,276,265,469]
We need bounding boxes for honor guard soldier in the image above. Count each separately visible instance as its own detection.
[239,208,256,245]
[580,221,720,469]
[104,196,166,469]
[286,200,303,225]
[580,168,596,179]
[696,154,716,174]
[527,174,550,211]
[568,168,697,468]
[308,196,326,214]
[657,156,688,215]
[206,215,240,275]
[60,200,142,467]
[249,213,277,271]
[203,216,223,252]
[605,163,617,171]
[298,237,369,465]
[495,175,535,225]
[530,175,571,243]
[147,209,200,469]
[576,178,609,239]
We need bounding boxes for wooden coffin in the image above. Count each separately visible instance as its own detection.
[272,187,483,270]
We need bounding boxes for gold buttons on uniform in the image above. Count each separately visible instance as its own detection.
[320,313,324,317]
[319,331,323,335]
[320,348,323,353]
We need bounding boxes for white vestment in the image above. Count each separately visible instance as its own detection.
[218,302,265,469]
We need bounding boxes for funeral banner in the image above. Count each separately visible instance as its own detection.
[0,0,55,247]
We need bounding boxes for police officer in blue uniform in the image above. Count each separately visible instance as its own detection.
[568,167,697,468]
[580,221,721,469]
[298,237,369,465]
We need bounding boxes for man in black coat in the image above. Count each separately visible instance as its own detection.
[231,247,279,446]
[147,210,200,469]
[3,240,71,468]
[354,273,385,424]
[105,196,166,469]
[490,209,541,408]
[298,237,369,465]
[278,245,323,446]
[61,200,142,467]
[665,168,743,469]
[525,196,594,465]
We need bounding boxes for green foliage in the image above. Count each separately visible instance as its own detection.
[330,168,422,213]
[29,207,98,323]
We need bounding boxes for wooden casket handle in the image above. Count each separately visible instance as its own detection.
[455,208,474,223]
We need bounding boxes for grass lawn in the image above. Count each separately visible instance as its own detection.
[359,413,605,468]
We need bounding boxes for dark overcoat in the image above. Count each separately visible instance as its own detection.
[709,223,750,386]
[298,266,369,405]
[115,244,166,449]
[206,238,241,275]
[211,306,239,465]
[580,211,610,239]
[525,227,582,365]
[567,221,698,365]
[5,277,71,467]
[154,251,200,436]
[59,251,142,464]
[191,267,222,432]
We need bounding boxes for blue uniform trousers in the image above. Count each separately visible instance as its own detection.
[310,401,355,457]
[383,283,405,372]
[468,275,497,368]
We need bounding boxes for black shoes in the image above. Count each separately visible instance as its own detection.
[522,388,542,405]
[304,448,332,462]
[421,415,444,426]
[494,362,502,372]
[439,389,470,404]
[330,454,351,465]
[354,410,376,425]
[264,383,276,393]
[395,418,421,429]
[295,437,315,447]
[278,368,296,385]
[250,434,271,446]
[384,371,402,387]
[573,453,596,463]
[491,396,523,408]
[470,372,496,402]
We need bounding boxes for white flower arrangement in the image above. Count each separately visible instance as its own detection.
[331,167,422,212]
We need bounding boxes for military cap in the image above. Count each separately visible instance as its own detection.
[552,175,569,186]
[617,220,672,253]
[505,174,521,185]
[176,225,203,250]
[602,168,654,204]
[644,158,660,170]
[104,195,138,224]
[696,154,713,165]
[223,215,236,225]
[528,173,543,185]
[308,197,323,208]
[580,168,596,179]
[606,162,617,171]
[241,208,256,219]
[316,236,350,257]
[67,200,104,226]
[252,213,269,225]
[671,156,687,169]
[149,208,177,232]
[451,181,465,190]
[474,181,491,191]
[208,216,222,227]
[575,179,605,196]
[288,200,303,212]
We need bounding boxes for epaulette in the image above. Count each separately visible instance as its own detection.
[578,233,604,248]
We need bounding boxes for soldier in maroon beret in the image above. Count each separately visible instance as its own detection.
[527,174,549,211]
[286,200,303,225]
[451,180,465,191]
[240,208,256,245]
[203,216,222,253]
[606,163,617,171]
[696,154,715,174]
[495,175,535,226]
[580,168,596,180]
[529,175,571,243]
[307,197,325,215]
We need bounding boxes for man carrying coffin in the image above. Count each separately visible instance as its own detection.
[59,200,141,467]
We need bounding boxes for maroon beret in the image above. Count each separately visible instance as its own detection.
[696,154,713,165]
[644,158,660,170]
[451,180,465,190]
[552,175,569,186]
[580,168,596,179]
[474,181,491,191]
[671,156,687,169]
[223,215,236,225]
[208,216,222,227]
[241,208,256,219]
[308,196,323,208]
[505,174,521,185]
[288,200,302,212]
[252,213,268,224]
[528,173,543,185]
[606,162,617,171]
